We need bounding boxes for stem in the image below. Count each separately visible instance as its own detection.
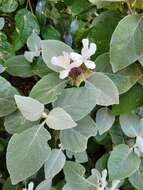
[126,0,134,14]
[26,0,34,14]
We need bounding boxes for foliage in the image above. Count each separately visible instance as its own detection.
[0,0,143,190]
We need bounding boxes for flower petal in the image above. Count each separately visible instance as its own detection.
[51,56,68,69]
[82,39,89,49]
[84,60,96,69]
[136,136,143,153]
[28,182,34,190]
[89,43,97,56]
[59,69,70,79]
[70,52,83,63]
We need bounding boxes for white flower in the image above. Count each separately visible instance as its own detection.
[70,38,96,70]
[136,136,143,153]
[110,180,120,190]
[23,182,34,190]
[51,52,82,79]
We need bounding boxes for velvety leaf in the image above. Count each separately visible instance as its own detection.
[14,95,44,121]
[4,111,38,134]
[0,17,4,30]
[60,116,97,152]
[0,77,17,117]
[30,73,66,104]
[108,144,141,180]
[44,149,66,179]
[46,107,77,130]
[6,125,51,185]
[110,15,143,72]
[54,83,97,121]
[6,55,33,78]
[35,179,52,190]
[88,72,119,106]
[96,108,115,135]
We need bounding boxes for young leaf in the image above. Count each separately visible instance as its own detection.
[110,15,143,72]
[108,144,141,181]
[6,125,51,185]
[46,107,77,130]
[0,17,4,30]
[30,73,66,104]
[87,72,119,106]
[41,40,73,72]
[54,83,97,121]
[14,95,44,121]
[119,113,143,138]
[96,108,115,135]
[60,116,97,153]
[44,149,66,179]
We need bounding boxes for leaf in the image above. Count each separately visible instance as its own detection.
[87,11,121,56]
[129,161,143,190]
[119,113,143,138]
[0,17,4,30]
[35,179,52,190]
[6,125,51,185]
[5,55,33,78]
[108,144,141,180]
[66,151,88,163]
[60,116,97,153]
[46,107,77,130]
[44,149,66,179]
[0,64,5,73]
[64,161,96,190]
[87,72,119,106]
[30,73,66,104]
[110,15,143,72]
[4,111,38,134]
[54,83,97,121]
[0,0,18,13]
[14,95,44,121]
[12,9,40,51]
[41,40,73,72]
[0,76,17,117]
[112,84,143,115]
[96,108,115,135]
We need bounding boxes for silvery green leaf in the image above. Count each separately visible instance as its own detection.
[119,113,143,138]
[27,32,41,51]
[0,64,5,73]
[60,116,97,153]
[66,150,88,163]
[129,161,143,190]
[44,149,66,179]
[6,125,51,185]
[24,51,40,62]
[14,95,44,121]
[63,184,73,190]
[110,15,143,72]
[54,83,97,121]
[64,161,96,190]
[41,40,73,72]
[87,72,119,106]
[30,73,66,104]
[96,108,115,135]
[4,111,38,134]
[0,76,18,117]
[0,17,4,30]
[46,107,77,130]
[108,144,141,181]
[35,179,52,190]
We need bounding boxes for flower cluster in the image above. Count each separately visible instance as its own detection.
[51,39,96,79]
